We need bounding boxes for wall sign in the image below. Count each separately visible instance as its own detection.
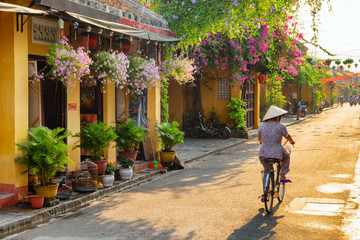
[68,103,77,111]
[32,17,59,45]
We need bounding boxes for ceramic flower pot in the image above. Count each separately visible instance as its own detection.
[118,151,138,165]
[160,151,176,163]
[29,195,44,209]
[34,183,59,200]
[102,174,115,187]
[119,168,133,180]
[91,159,108,175]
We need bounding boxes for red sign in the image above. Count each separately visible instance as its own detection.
[68,103,77,111]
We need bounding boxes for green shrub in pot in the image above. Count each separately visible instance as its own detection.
[115,119,148,152]
[155,121,184,152]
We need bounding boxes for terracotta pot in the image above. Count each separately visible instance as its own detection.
[118,151,138,165]
[34,183,59,200]
[91,159,108,175]
[119,168,133,180]
[29,195,44,209]
[102,174,115,187]
[160,151,176,163]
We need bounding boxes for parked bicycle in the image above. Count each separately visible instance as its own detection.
[191,112,231,139]
[261,141,292,214]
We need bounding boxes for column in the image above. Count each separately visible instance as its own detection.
[103,80,116,162]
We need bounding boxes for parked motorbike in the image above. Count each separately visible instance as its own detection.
[299,105,307,117]
[191,112,231,139]
[285,101,307,117]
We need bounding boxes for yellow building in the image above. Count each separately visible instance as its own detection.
[168,68,261,133]
[0,1,177,209]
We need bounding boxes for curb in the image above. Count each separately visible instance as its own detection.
[0,169,160,238]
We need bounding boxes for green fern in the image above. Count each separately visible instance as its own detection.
[155,121,184,152]
[115,119,148,152]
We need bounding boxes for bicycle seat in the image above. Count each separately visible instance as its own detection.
[264,158,280,163]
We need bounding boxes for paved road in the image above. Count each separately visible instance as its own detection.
[6,105,360,240]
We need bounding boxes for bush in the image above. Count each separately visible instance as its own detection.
[115,119,148,152]
[155,121,184,152]
[227,97,247,130]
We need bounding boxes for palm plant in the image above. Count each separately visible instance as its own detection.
[115,119,148,152]
[73,122,117,161]
[15,127,72,186]
[155,121,184,152]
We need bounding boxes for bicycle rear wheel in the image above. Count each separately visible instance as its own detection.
[264,173,274,214]
[191,126,202,138]
[218,127,231,139]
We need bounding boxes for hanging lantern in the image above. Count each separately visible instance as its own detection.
[258,75,266,84]
[340,65,343,69]
[333,81,336,84]
[342,82,346,86]
[352,82,355,87]
[323,61,327,65]
[326,59,332,65]
[332,66,336,70]
[113,38,132,53]
[73,21,79,40]
[299,58,306,63]
[88,33,98,48]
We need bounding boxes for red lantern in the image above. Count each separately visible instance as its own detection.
[258,75,265,84]
[88,34,98,49]
[342,82,346,86]
[299,58,306,63]
[323,61,327,65]
[113,39,132,53]
[333,81,336,84]
[340,65,343,69]
[352,82,355,87]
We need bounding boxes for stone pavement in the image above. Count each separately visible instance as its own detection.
[0,111,319,238]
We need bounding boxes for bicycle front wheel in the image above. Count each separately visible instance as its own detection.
[277,182,285,202]
[264,173,274,214]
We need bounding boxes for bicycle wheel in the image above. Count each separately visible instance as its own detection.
[191,126,202,138]
[218,127,231,139]
[277,182,285,202]
[264,172,274,214]
[300,110,306,117]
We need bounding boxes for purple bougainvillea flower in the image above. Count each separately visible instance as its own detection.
[223,10,226,13]
[192,0,196,3]
[182,33,186,38]
[245,17,248,20]
[233,0,238,6]
[271,7,275,14]
[181,2,184,5]
[312,11,317,14]
[195,15,198,19]
[188,7,191,11]
[251,2,255,7]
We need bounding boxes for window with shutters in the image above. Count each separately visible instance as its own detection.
[217,77,231,100]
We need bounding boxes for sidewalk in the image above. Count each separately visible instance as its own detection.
[0,111,319,238]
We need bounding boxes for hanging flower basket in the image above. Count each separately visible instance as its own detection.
[127,55,160,94]
[160,54,196,84]
[92,50,129,88]
[35,37,92,90]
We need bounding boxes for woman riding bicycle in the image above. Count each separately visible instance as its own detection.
[258,106,295,183]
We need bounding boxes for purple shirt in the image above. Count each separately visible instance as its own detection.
[257,121,289,159]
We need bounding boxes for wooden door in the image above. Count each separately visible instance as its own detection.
[28,61,42,128]
[244,81,255,129]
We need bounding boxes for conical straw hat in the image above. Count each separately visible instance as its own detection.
[262,105,288,121]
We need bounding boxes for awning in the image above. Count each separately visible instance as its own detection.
[0,2,48,15]
[66,11,179,42]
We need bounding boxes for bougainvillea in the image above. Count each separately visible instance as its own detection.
[92,50,129,88]
[35,37,92,90]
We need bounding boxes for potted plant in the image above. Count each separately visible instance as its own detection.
[15,127,72,200]
[155,121,184,163]
[115,119,148,163]
[29,195,45,209]
[227,97,248,138]
[102,161,118,187]
[118,156,134,180]
[73,121,117,175]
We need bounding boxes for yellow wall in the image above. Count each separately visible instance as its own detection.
[168,80,185,125]
[0,12,28,191]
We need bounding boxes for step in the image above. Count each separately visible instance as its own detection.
[0,193,16,209]
[133,160,150,172]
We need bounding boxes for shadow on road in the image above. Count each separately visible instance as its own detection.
[227,207,284,240]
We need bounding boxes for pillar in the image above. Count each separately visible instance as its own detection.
[67,81,81,171]
[103,80,116,163]
[254,75,261,129]
[0,12,29,204]
[147,86,161,158]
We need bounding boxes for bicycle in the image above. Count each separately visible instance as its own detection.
[191,112,231,139]
[261,142,292,214]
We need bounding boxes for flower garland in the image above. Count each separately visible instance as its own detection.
[160,54,196,84]
[92,50,129,88]
[127,55,160,94]
[36,37,92,90]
